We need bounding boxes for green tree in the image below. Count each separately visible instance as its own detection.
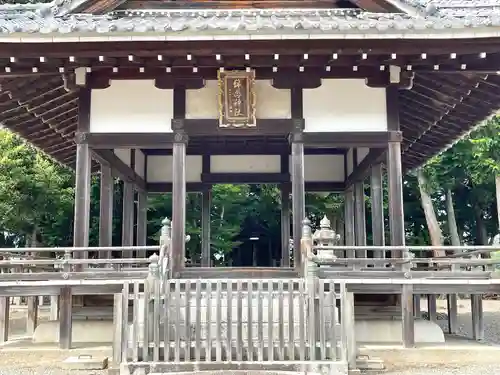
[0,130,74,247]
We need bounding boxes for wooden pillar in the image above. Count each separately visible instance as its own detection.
[122,180,134,258]
[427,294,437,321]
[49,296,59,320]
[471,294,484,341]
[66,127,91,347]
[73,145,91,255]
[171,132,188,274]
[59,284,72,349]
[281,184,291,267]
[447,294,458,334]
[291,139,305,270]
[99,163,113,259]
[0,297,9,343]
[136,190,148,258]
[387,141,405,255]
[201,188,211,267]
[414,295,421,319]
[354,181,367,257]
[401,284,415,348]
[26,296,38,336]
[370,163,385,260]
[344,188,355,258]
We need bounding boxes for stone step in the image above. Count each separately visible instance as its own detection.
[356,355,385,371]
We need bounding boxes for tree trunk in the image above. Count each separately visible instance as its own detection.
[496,175,500,232]
[446,189,461,249]
[475,207,488,245]
[417,170,445,257]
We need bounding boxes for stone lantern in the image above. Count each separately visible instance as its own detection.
[312,215,341,260]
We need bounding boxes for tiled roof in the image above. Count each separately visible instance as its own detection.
[401,0,500,16]
[0,0,499,37]
[0,8,499,36]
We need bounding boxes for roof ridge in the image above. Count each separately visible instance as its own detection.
[0,0,91,17]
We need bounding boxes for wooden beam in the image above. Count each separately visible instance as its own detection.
[3,39,500,59]
[91,149,147,191]
[81,132,175,148]
[146,181,343,193]
[142,146,345,156]
[182,119,296,136]
[303,131,401,147]
[345,148,386,188]
[201,172,290,184]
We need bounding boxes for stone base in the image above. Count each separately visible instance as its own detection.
[33,320,114,344]
[32,318,444,345]
[356,319,445,344]
[122,363,348,375]
[63,355,108,370]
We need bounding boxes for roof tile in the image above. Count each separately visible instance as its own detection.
[0,8,497,36]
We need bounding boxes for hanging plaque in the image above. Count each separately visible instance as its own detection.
[218,69,256,128]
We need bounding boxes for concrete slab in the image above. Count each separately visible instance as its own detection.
[356,319,445,344]
[33,320,113,344]
[62,354,108,370]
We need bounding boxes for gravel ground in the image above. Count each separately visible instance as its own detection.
[0,349,109,375]
[383,364,500,375]
[2,299,500,374]
[426,298,500,342]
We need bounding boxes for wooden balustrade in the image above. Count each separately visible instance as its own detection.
[116,276,351,374]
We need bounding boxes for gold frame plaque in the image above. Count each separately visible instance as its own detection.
[218,69,256,128]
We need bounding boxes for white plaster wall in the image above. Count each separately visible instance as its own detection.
[255,80,291,119]
[347,149,354,176]
[114,149,131,166]
[135,149,145,179]
[303,79,387,132]
[146,155,202,183]
[357,147,370,164]
[185,80,291,120]
[90,80,173,133]
[186,80,218,119]
[288,155,344,182]
[210,155,281,174]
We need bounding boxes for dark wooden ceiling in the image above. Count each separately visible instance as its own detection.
[0,38,499,171]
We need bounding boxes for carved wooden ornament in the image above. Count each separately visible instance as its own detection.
[218,69,256,128]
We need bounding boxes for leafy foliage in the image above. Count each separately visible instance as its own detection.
[2,115,500,256]
[0,130,74,246]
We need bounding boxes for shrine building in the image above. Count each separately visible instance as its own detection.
[0,0,500,352]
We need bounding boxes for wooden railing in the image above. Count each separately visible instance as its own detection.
[116,275,351,374]
[301,216,500,277]
[0,217,174,349]
[0,246,160,348]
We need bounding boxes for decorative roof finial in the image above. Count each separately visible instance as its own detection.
[320,215,330,229]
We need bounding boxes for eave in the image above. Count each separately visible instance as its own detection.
[0,37,499,171]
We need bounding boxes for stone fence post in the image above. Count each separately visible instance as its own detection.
[300,218,313,278]
[159,218,171,279]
